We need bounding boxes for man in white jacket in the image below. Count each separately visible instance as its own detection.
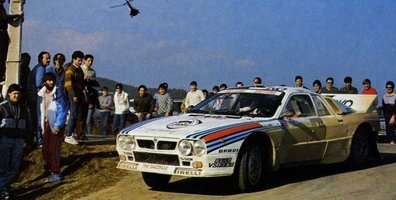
[38,72,69,183]
[113,83,129,133]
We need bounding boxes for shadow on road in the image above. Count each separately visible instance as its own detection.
[153,150,396,196]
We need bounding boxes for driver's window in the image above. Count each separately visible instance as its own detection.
[282,95,315,118]
[312,95,330,116]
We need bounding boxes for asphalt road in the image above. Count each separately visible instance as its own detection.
[81,143,396,200]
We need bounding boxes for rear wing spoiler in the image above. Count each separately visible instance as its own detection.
[322,94,378,113]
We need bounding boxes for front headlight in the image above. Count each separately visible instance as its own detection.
[118,135,136,151]
[193,140,206,157]
[178,139,192,156]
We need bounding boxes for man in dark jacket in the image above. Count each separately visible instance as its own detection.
[133,85,154,121]
[0,84,30,199]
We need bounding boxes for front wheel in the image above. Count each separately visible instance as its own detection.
[234,144,263,192]
[347,130,369,168]
[141,172,171,189]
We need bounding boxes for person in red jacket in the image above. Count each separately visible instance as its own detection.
[361,79,377,94]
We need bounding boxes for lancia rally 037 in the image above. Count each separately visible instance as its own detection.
[116,86,379,192]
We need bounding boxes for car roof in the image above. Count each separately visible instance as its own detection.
[218,86,313,95]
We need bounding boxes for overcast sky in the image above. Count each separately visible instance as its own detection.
[17,0,396,94]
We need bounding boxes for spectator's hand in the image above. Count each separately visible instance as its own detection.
[390,116,395,124]
[73,97,78,102]
[53,127,60,134]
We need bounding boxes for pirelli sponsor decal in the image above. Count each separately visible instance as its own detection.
[174,168,202,176]
[118,162,138,171]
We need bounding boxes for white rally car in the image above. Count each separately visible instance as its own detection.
[116,86,379,192]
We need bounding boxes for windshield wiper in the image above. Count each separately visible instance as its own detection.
[213,110,240,116]
[188,110,208,114]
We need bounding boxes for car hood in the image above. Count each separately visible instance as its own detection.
[120,114,271,140]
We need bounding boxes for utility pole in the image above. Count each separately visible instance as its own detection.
[2,0,23,96]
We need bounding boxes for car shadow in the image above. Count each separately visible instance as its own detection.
[153,151,396,195]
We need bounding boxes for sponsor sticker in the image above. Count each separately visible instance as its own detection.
[174,168,202,176]
[218,148,239,153]
[208,158,234,168]
[167,120,202,129]
[142,164,168,171]
[118,162,138,171]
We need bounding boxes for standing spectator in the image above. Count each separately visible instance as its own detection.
[46,53,66,89]
[253,77,263,86]
[361,78,377,94]
[321,77,338,94]
[98,86,113,135]
[0,0,23,83]
[19,52,31,104]
[235,81,244,88]
[209,85,219,97]
[312,80,322,94]
[202,89,209,99]
[81,54,98,135]
[64,51,86,144]
[38,73,68,183]
[219,83,228,91]
[154,83,173,117]
[294,75,308,89]
[113,84,129,133]
[133,85,155,121]
[28,51,51,147]
[382,81,396,144]
[0,84,30,199]
[339,76,358,94]
[184,81,205,108]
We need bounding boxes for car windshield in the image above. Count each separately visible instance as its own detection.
[189,90,284,117]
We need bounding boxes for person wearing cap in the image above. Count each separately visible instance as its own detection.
[361,78,377,94]
[184,81,205,108]
[0,84,30,199]
[382,81,396,144]
[339,76,358,94]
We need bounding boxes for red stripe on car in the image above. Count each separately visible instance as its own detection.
[203,123,262,143]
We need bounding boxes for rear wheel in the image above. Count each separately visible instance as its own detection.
[234,143,263,192]
[347,129,369,168]
[141,172,171,189]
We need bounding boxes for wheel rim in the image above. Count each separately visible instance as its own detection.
[247,147,262,185]
[353,133,368,163]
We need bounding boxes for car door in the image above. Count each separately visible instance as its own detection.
[279,94,327,163]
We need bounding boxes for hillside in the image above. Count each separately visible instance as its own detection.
[96,77,187,100]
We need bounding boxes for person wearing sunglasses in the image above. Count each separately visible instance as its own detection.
[382,81,396,144]
[321,77,339,94]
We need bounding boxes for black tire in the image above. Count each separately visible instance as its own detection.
[347,129,369,168]
[234,143,263,192]
[141,172,171,189]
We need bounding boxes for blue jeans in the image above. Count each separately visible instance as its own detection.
[0,136,24,192]
[36,100,42,145]
[66,97,78,137]
[113,114,126,133]
[100,112,110,135]
[86,105,95,135]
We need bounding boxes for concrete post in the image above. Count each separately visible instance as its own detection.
[2,0,23,97]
